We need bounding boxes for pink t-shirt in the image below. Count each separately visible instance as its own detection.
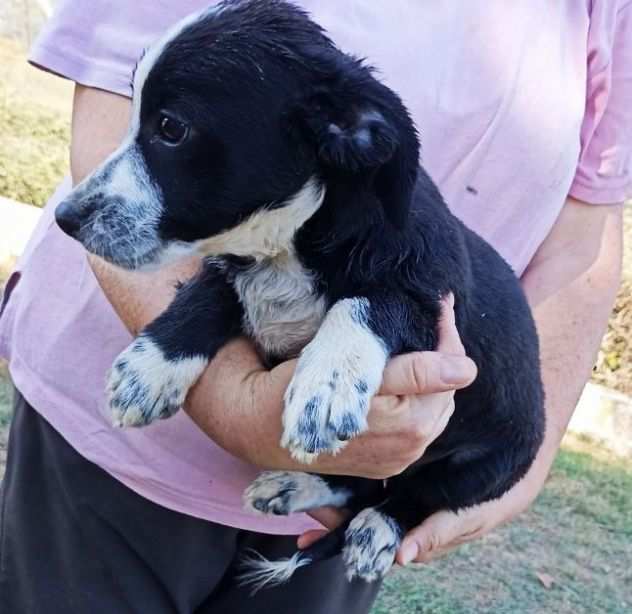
[1,0,631,534]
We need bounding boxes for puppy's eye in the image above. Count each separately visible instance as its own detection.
[157,114,189,145]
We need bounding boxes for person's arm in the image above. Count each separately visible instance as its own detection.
[394,197,623,564]
[71,84,477,480]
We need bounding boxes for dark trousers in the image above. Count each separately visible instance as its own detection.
[0,389,381,613]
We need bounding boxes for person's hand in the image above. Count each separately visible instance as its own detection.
[299,383,555,567]
[394,444,552,564]
[299,446,551,560]
[186,294,476,481]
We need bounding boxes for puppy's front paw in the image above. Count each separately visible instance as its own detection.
[281,365,373,463]
[243,471,351,515]
[343,508,402,582]
[107,335,206,427]
[280,298,388,463]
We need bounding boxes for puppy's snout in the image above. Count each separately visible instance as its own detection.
[55,198,87,238]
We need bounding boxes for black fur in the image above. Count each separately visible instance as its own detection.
[55,0,545,583]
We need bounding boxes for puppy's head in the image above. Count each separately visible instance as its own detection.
[56,0,419,270]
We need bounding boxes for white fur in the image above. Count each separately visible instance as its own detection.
[234,251,326,359]
[66,5,224,268]
[219,178,327,358]
[107,335,207,427]
[343,508,401,582]
[237,551,311,594]
[130,5,223,130]
[281,298,388,463]
[197,178,325,260]
[243,471,351,515]
[76,145,165,268]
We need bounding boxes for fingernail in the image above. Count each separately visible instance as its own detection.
[440,357,474,385]
[400,542,418,565]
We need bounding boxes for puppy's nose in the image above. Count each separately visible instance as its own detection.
[55,199,84,238]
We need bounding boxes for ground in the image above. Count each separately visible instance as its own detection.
[0,38,71,207]
[0,372,629,613]
[0,37,631,614]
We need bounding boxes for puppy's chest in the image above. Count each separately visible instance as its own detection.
[231,254,327,360]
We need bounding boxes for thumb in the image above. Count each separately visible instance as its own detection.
[380,293,476,396]
[380,351,477,396]
[397,509,467,565]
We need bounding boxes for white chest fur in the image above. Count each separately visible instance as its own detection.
[232,252,327,359]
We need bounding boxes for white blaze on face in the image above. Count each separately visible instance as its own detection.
[68,140,166,268]
[61,8,226,266]
[130,4,225,133]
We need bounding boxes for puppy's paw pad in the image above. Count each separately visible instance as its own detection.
[280,298,388,462]
[281,370,371,461]
[107,336,205,427]
[243,471,346,515]
[343,508,401,582]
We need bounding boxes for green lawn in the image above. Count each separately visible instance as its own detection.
[375,437,631,614]
[0,38,71,207]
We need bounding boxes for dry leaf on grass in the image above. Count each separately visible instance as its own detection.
[535,571,555,589]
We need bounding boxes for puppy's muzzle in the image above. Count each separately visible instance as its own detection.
[55,196,91,238]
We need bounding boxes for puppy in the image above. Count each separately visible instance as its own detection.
[55,0,545,588]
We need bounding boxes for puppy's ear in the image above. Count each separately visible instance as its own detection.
[306,105,398,172]
[295,88,419,229]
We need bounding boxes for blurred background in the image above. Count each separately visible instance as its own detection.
[0,2,630,613]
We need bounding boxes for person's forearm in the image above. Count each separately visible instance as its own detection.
[520,198,623,481]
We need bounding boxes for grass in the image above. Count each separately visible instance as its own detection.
[0,362,11,475]
[0,361,11,428]
[374,436,632,613]
[0,37,71,207]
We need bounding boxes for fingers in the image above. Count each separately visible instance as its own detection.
[301,503,486,561]
[297,529,328,550]
[298,506,349,550]
[397,506,485,565]
[380,351,477,396]
[307,506,348,530]
[418,395,455,444]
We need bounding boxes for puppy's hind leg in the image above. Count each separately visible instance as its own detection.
[243,472,382,516]
[341,444,540,581]
[108,261,242,427]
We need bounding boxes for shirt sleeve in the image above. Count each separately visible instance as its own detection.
[28,0,213,97]
[569,0,632,204]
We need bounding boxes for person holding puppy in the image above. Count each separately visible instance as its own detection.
[1,1,630,613]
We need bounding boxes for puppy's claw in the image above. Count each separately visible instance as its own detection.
[343,508,401,582]
[106,335,206,428]
[243,471,350,515]
[281,375,371,462]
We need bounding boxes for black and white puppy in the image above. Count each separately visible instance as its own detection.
[55,0,545,588]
